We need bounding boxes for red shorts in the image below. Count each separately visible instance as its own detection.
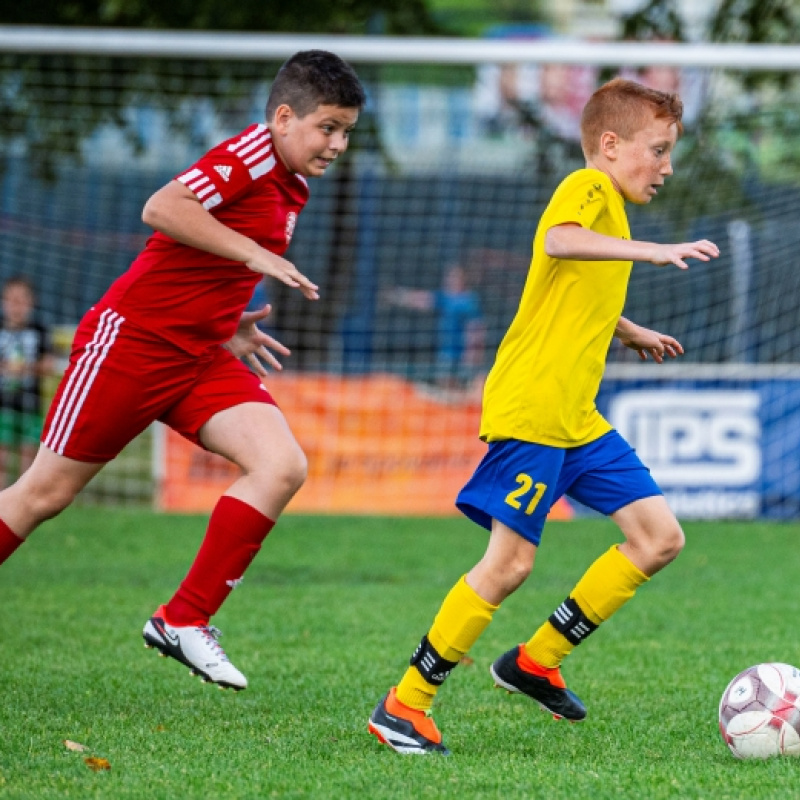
[42,305,276,462]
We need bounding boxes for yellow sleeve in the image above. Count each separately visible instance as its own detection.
[546,172,610,232]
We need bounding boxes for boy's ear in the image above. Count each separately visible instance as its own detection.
[599,131,619,161]
[271,103,295,135]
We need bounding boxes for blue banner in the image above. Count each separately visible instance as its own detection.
[596,377,800,519]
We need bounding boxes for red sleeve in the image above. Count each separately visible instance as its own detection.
[174,124,276,212]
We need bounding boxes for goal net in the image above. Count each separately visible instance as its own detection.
[1,29,799,517]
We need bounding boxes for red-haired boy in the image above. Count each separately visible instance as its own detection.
[369,78,719,754]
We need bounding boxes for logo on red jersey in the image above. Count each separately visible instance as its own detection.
[214,165,232,182]
[285,212,297,243]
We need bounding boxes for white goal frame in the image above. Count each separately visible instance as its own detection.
[1,25,800,70]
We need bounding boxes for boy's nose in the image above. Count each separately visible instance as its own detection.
[331,132,349,153]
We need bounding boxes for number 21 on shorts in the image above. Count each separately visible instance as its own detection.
[505,474,547,515]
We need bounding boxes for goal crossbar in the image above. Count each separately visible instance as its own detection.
[1,26,800,69]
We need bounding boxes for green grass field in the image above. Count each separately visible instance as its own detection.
[1,509,799,799]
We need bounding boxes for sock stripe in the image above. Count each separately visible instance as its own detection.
[548,597,598,646]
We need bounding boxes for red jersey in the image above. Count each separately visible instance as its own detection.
[99,124,310,355]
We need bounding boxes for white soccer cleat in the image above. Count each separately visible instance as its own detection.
[143,605,248,690]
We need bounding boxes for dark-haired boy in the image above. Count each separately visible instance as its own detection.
[0,50,365,690]
[369,78,719,754]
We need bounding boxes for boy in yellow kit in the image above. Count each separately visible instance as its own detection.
[368,78,720,755]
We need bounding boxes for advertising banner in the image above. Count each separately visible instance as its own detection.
[597,371,800,519]
[156,372,575,519]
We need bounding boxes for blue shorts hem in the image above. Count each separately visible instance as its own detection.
[598,487,663,516]
[455,500,492,532]
[455,499,544,545]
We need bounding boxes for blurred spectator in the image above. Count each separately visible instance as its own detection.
[620,66,706,128]
[474,59,597,145]
[473,25,598,148]
[384,264,485,389]
[474,29,706,145]
[0,277,54,485]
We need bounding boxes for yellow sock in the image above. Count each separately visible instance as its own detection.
[396,575,498,711]
[524,544,648,668]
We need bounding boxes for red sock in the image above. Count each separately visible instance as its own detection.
[0,518,24,564]
[165,496,275,626]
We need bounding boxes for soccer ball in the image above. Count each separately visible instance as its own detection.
[719,662,800,759]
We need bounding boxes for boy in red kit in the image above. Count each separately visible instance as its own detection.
[0,51,365,690]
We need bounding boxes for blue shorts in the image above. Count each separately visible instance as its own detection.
[456,430,661,545]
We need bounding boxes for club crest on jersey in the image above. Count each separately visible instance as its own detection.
[285,212,297,243]
[214,165,232,182]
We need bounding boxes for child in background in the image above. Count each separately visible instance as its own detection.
[384,263,485,389]
[0,277,54,486]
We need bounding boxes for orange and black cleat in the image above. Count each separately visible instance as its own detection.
[490,645,586,721]
[368,687,450,755]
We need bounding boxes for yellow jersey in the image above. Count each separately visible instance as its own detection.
[480,168,631,447]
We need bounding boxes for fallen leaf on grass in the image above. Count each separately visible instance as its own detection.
[63,740,88,752]
[459,656,475,666]
[84,757,111,772]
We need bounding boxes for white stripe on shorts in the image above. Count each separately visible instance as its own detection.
[44,308,125,456]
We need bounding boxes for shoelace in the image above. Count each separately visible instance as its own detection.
[198,625,230,662]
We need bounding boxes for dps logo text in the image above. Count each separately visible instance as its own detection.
[608,390,761,517]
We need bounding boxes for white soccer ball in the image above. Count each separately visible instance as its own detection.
[719,662,800,759]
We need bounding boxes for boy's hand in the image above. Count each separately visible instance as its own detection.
[246,249,320,300]
[223,305,291,377]
[615,319,684,363]
[650,239,719,270]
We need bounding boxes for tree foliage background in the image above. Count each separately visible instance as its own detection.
[0,0,444,178]
[0,0,442,35]
[1,0,798,180]
[618,0,800,224]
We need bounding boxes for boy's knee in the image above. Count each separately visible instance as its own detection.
[272,446,308,496]
[507,555,534,588]
[648,520,685,567]
[481,552,533,597]
[663,521,685,560]
[287,449,308,492]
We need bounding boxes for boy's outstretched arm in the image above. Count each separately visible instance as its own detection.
[614,316,683,363]
[142,181,319,299]
[545,223,719,270]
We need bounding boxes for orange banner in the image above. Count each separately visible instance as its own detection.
[157,373,573,519]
